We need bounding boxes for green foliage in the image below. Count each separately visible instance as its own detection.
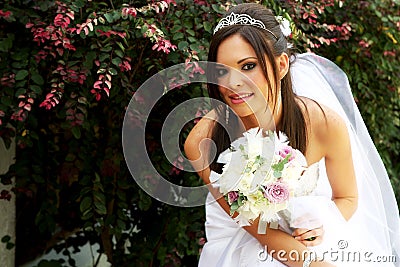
[278,0,400,199]
[0,0,398,266]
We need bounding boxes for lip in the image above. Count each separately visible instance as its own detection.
[228,92,254,104]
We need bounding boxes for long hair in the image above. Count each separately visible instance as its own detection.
[207,3,307,172]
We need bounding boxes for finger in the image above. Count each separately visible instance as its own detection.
[294,228,324,241]
[292,226,323,236]
[299,236,324,247]
[292,228,308,237]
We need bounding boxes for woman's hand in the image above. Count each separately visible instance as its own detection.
[292,225,324,247]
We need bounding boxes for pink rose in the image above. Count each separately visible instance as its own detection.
[263,182,289,203]
[279,145,295,162]
[227,191,239,204]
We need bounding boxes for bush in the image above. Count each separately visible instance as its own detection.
[0,0,398,266]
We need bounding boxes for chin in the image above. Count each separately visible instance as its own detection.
[229,107,254,118]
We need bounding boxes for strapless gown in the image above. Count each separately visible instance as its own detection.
[198,158,396,267]
[198,53,399,267]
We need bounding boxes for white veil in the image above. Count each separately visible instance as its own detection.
[290,53,400,263]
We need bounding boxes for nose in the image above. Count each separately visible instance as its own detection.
[227,69,244,89]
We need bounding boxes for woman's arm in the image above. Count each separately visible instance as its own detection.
[315,105,358,220]
[184,113,335,267]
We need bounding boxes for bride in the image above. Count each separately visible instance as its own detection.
[184,3,400,267]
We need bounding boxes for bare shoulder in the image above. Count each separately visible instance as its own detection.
[299,96,346,130]
[297,96,349,157]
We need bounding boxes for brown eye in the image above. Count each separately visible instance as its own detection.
[242,63,256,71]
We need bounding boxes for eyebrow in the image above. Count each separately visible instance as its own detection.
[237,57,257,64]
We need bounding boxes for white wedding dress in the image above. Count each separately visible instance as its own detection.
[199,53,400,267]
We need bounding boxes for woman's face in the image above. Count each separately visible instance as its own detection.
[215,34,278,121]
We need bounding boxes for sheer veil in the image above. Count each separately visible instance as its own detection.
[290,53,400,263]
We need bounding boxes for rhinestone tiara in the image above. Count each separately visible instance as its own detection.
[213,12,278,39]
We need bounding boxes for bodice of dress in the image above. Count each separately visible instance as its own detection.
[309,158,331,198]
[201,156,397,267]
[205,158,333,238]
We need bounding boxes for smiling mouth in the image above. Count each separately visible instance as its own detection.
[229,93,254,104]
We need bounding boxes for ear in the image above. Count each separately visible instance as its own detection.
[277,53,289,80]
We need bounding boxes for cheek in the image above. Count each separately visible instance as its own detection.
[246,74,270,100]
[246,68,268,92]
[218,85,233,95]
[217,86,230,101]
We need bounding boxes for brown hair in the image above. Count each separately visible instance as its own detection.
[207,3,307,172]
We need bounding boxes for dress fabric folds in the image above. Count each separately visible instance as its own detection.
[198,53,400,267]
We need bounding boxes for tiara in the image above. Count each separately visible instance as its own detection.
[213,12,278,39]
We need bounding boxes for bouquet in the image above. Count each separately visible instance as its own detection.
[211,127,319,234]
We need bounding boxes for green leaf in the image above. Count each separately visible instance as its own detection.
[173,32,184,40]
[0,34,14,52]
[273,170,281,178]
[175,10,182,17]
[94,172,101,183]
[99,53,109,62]
[94,200,107,215]
[108,68,117,75]
[138,190,152,211]
[186,29,195,36]
[14,88,26,97]
[1,96,12,106]
[100,46,112,52]
[116,42,125,52]
[15,70,29,81]
[84,51,97,69]
[183,20,193,29]
[178,41,189,50]
[11,61,27,69]
[11,50,29,61]
[81,210,93,220]
[31,73,44,85]
[203,21,212,33]
[238,195,245,205]
[104,13,114,23]
[80,196,92,213]
[170,25,183,33]
[93,191,105,203]
[15,80,27,88]
[71,127,81,139]
[114,49,124,58]
[30,85,42,94]
[113,11,121,21]
[65,153,76,162]
[188,36,197,43]
[230,202,238,215]
[111,57,122,67]
[212,4,225,14]
[80,187,92,196]
[189,43,200,51]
